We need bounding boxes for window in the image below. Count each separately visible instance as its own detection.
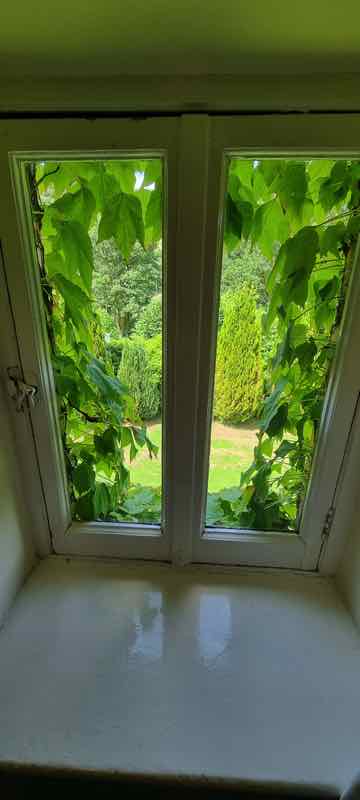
[206,156,358,536]
[2,114,360,569]
[32,156,164,527]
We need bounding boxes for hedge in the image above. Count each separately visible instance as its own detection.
[214,287,263,424]
[134,294,162,339]
[118,337,161,420]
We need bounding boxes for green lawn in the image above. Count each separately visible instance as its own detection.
[127,420,258,493]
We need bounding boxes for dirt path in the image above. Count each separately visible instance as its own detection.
[210,420,259,447]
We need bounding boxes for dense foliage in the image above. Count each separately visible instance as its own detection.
[105,338,124,374]
[214,287,263,423]
[31,158,162,523]
[92,239,161,337]
[134,293,162,338]
[30,154,360,533]
[208,158,360,530]
[221,243,270,307]
[118,337,161,420]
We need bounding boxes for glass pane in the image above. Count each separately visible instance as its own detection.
[206,157,360,532]
[27,158,163,525]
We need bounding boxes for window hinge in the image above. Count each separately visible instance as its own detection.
[322,505,336,540]
[6,366,38,412]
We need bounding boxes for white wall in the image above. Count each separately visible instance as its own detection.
[0,382,35,624]
[333,402,360,625]
[336,499,360,629]
[1,73,360,113]
[0,250,36,624]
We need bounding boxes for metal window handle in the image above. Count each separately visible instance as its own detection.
[6,367,38,412]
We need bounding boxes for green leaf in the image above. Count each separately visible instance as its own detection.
[319,162,350,212]
[56,219,93,293]
[295,339,317,369]
[121,427,133,449]
[51,274,93,329]
[266,403,289,438]
[346,214,360,239]
[313,276,340,327]
[80,449,95,465]
[258,160,279,189]
[94,483,111,518]
[260,437,273,457]
[230,159,254,191]
[261,377,288,430]
[218,487,242,503]
[121,487,157,515]
[225,195,244,247]
[94,428,118,456]
[283,227,319,278]
[145,189,162,242]
[303,419,314,444]
[98,192,145,261]
[276,439,296,458]
[206,494,224,526]
[307,160,334,182]
[130,437,138,462]
[143,160,162,186]
[233,485,255,515]
[264,283,283,329]
[73,461,95,494]
[286,266,309,307]
[52,183,95,230]
[320,223,346,256]
[45,251,67,279]
[106,160,140,193]
[87,358,126,407]
[90,164,120,212]
[275,162,307,221]
[74,490,94,521]
[39,162,81,195]
[278,226,319,308]
[315,302,332,330]
[252,199,289,259]
[318,276,339,303]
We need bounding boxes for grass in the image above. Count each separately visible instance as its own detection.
[127,419,258,493]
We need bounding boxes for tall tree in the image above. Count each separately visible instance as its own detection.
[92,238,162,337]
[214,287,263,424]
[221,242,271,306]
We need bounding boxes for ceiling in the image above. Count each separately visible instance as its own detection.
[1,0,360,79]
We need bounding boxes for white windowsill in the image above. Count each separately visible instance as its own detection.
[0,556,360,795]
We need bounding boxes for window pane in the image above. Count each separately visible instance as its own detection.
[27,158,163,525]
[206,157,360,532]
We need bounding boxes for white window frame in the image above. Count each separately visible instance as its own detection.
[0,117,182,561]
[1,113,360,571]
[190,114,360,571]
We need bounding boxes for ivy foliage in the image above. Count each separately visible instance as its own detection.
[31,158,163,523]
[208,158,360,531]
[30,155,360,532]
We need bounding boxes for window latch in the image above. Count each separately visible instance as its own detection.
[6,366,38,412]
[322,505,336,540]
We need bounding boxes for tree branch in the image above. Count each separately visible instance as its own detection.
[314,208,360,228]
[36,165,60,188]
[68,400,100,423]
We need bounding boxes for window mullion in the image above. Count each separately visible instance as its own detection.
[168,115,210,565]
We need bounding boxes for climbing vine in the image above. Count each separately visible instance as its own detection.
[207,158,360,530]
[29,159,162,522]
[29,155,360,531]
